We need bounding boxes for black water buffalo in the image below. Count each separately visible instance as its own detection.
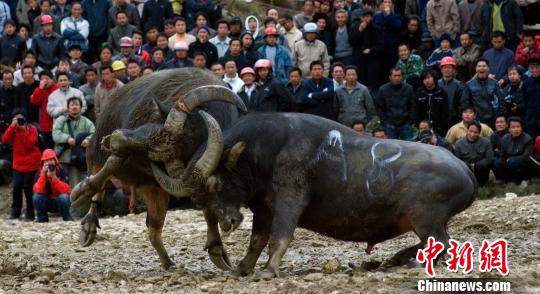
[70,68,245,270]
[151,112,477,278]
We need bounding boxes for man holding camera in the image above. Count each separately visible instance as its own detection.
[32,149,73,222]
[2,109,42,220]
[52,97,94,188]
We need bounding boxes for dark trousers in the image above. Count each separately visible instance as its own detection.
[493,157,533,183]
[472,159,491,186]
[333,55,354,66]
[385,123,414,140]
[33,193,72,222]
[86,33,109,64]
[39,131,54,150]
[11,170,36,218]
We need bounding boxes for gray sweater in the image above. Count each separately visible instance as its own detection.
[334,82,376,127]
[454,136,493,165]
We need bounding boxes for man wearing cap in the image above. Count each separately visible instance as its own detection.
[113,36,144,68]
[167,42,193,69]
[30,70,58,148]
[188,26,218,68]
[108,11,138,53]
[111,60,127,81]
[438,56,463,124]
[453,33,482,82]
[293,22,330,79]
[34,15,63,70]
[294,0,315,29]
[95,65,124,118]
[47,72,87,119]
[522,57,540,139]
[238,67,259,111]
[209,19,231,59]
[257,27,292,84]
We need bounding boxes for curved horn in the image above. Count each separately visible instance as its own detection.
[152,110,224,197]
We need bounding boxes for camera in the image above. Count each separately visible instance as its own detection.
[17,117,26,126]
[48,164,55,172]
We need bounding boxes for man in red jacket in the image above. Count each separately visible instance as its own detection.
[32,149,73,222]
[2,109,42,220]
[30,70,58,149]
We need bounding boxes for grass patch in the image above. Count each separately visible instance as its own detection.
[477,178,540,200]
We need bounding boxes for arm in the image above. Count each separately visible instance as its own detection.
[508,138,534,162]
[30,87,44,106]
[85,119,95,141]
[51,176,72,196]
[77,90,88,114]
[461,45,481,63]
[322,45,330,77]
[364,89,376,121]
[52,117,70,144]
[426,4,435,37]
[511,1,524,36]
[450,1,460,36]
[131,5,141,29]
[46,95,65,118]
[80,20,89,39]
[311,80,334,102]
[20,125,39,148]
[60,19,67,35]
[459,84,471,110]
[1,124,15,144]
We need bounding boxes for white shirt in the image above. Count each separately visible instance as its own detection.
[223,73,244,94]
[60,16,90,39]
[47,87,87,118]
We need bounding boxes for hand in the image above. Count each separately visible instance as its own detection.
[522,47,529,54]
[10,117,17,128]
[39,79,49,89]
[511,104,517,112]
[81,139,90,148]
[68,137,76,146]
[363,48,371,55]
[488,74,496,80]
[41,164,49,175]
[498,79,505,86]
[358,22,367,32]
[47,169,56,180]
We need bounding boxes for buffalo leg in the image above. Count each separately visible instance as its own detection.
[140,185,174,270]
[379,243,424,270]
[203,208,233,271]
[235,210,271,276]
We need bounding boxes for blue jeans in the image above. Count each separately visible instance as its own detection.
[385,123,414,141]
[32,193,72,222]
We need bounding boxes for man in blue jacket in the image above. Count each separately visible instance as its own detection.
[82,0,110,62]
[34,15,63,70]
[297,61,335,120]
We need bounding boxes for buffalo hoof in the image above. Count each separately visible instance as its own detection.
[71,177,97,209]
[79,211,101,247]
[162,259,176,271]
[257,269,279,280]
[233,265,254,277]
[207,244,233,271]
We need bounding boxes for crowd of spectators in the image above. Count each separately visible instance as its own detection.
[0,0,540,220]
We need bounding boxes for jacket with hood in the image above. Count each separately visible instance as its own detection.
[2,123,41,172]
[33,149,71,199]
[30,83,58,132]
[245,15,259,40]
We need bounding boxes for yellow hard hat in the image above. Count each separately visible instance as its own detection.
[112,60,126,71]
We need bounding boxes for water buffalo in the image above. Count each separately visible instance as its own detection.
[70,68,246,270]
[151,112,477,278]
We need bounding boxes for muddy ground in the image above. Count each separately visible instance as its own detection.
[0,184,538,293]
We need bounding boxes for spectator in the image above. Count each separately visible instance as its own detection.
[332,9,353,66]
[167,42,192,69]
[15,66,40,126]
[483,31,516,81]
[30,70,57,148]
[53,58,81,88]
[168,17,196,49]
[142,66,153,75]
[376,68,416,140]
[279,14,302,56]
[490,114,508,159]
[240,32,260,68]
[398,16,422,53]
[344,0,360,13]
[2,108,41,220]
[294,0,315,29]
[52,96,94,187]
[266,8,282,33]
[293,22,330,79]
[0,0,10,34]
[416,32,435,61]
[94,65,124,118]
[150,48,168,71]
[108,0,140,29]
[454,120,493,186]
[188,26,218,68]
[32,0,59,35]
[426,0,460,46]
[481,0,523,51]
[108,11,138,53]
[50,0,70,21]
[446,106,494,144]
[312,13,333,53]
[13,51,41,87]
[32,148,72,222]
[252,59,291,112]
[395,43,424,84]
[0,20,22,65]
[493,117,534,183]
[325,0,344,32]
[210,62,224,78]
[60,3,89,42]
[425,33,454,68]
[15,0,28,27]
[27,0,41,28]
[222,60,243,93]
[142,25,158,53]
[254,16,287,50]
[257,27,292,84]
[92,46,114,79]
[79,67,97,122]
[374,0,402,72]
[330,62,345,89]
[297,60,334,119]
[192,51,207,69]
[82,0,110,61]
[188,12,216,37]
[124,59,142,83]
[17,24,34,59]
[228,16,243,39]
[438,56,463,124]
[349,9,384,90]
[460,58,504,126]
[67,44,88,77]
[502,65,524,117]
[163,18,175,38]
[454,33,482,82]
[113,37,144,68]
[417,120,454,152]
[522,57,540,139]
[415,69,449,135]
[334,65,375,127]
[286,67,303,105]
[34,15,63,70]
[458,0,485,47]
[219,39,248,71]
[237,67,258,111]
[132,30,151,66]
[0,72,16,133]
[154,33,173,61]
[183,0,215,31]
[515,31,540,68]
[209,19,231,59]
[372,127,388,138]
[351,120,366,134]
[47,72,86,119]
[140,0,173,31]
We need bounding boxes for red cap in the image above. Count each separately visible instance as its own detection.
[439,56,456,68]
[240,67,256,77]
[254,59,272,69]
[264,27,279,37]
[40,15,54,25]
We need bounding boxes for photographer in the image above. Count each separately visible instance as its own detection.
[32,149,72,222]
[52,97,95,187]
[2,109,42,220]
[501,66,524,118]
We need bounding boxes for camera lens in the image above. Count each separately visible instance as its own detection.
[48,165,55,172]
[17,117,26,125]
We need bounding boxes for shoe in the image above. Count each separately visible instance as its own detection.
[63,217,74,221]
[8,210,20,220]
[35,219,49,223]
[518,180,528,191]
[24,217,34,222]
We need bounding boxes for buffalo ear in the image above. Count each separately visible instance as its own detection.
[224,142,246,171]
